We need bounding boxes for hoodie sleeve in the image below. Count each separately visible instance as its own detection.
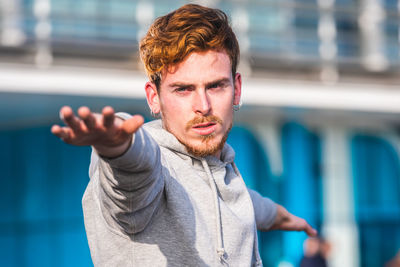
[247,188,277,231]
[89,125,164,235]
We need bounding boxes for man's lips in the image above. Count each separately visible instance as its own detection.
[193,122,216,128]
[192,122,217,135]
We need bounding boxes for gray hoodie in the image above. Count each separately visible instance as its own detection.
[82,119,277,266]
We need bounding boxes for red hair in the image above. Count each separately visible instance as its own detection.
[139,4,240,88]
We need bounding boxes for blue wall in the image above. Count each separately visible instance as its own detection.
[0,126,92,267]
[281,122,323,265]
[352,134,400,266]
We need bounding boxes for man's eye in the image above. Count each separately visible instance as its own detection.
[209,83,220,89]
[176,87,189,92]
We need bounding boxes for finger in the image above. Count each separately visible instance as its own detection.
[61,106,83,132]
[304,224,318,237]
[102,106,115,128]
[78,106,97,130]
[51,124,62,136]
[121,115,144,135]
[51,125,72,140]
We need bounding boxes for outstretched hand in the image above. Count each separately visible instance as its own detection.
[270,204,317,237]
[51,106,144,158]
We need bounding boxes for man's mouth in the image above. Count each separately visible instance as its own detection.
[185,115,223,136]
[193,122,216,128]
[192,122,217,135]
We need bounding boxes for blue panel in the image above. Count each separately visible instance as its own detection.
[0,235,17,267]
[0,126,92,266]
[351,134,400,267]
[60,141,91,218]
[258,230,283,267]
[24,231,53,267]
[19,128,51,221]
[228,126,260,190]
[0,131,17,223]
[281,122,321,265]
[46,130,67,221]
[60,225,93,267]
[352,135,400,220]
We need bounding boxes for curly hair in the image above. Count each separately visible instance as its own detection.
[139,4,240,89]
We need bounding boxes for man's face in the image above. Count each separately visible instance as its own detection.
[146,50,241,158]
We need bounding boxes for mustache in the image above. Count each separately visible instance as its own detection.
[185,115,223,131]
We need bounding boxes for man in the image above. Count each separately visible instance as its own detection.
[52,4,316,266]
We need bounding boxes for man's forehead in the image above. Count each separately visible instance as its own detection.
[160,50,232,86]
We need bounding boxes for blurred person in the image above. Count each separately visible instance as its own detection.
[386,250,400,267]
[300,237,329,267]
[51,4,317,266]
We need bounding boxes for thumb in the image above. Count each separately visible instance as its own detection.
[121,115,144,135]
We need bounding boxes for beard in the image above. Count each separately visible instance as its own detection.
[165,115,232,158]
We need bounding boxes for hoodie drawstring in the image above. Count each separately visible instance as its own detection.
[201,159,228,265]
[232,162,263,267]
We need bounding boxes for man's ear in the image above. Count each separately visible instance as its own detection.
[145,82,161,114]
[233,73,242,105]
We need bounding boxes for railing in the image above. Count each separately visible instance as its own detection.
[0,0,399,76]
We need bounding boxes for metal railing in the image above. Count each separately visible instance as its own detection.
[0,0,399,76]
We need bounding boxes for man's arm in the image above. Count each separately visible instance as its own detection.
[52,106,164,235]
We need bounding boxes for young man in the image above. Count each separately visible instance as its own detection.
[52,4,316,266]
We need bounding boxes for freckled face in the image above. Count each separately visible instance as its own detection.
[156,50,241,158]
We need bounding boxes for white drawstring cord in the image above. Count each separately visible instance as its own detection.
[201,159,228,265]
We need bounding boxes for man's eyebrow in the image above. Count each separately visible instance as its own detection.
[168,77,231,88]
[168,82,194,88]
[205,78,231,87]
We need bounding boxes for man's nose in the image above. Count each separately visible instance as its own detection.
[193,89,211,115]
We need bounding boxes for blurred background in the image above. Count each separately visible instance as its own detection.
[0,0,399,266]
